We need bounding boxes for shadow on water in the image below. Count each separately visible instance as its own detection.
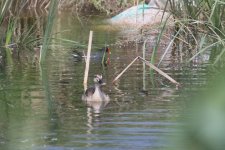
[0,10,210,150]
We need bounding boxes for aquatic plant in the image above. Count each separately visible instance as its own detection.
[0,1,13,64]
[40,0,58,64]
[142,0,224,65]
[0,0,11,24]
[168,0,225,64]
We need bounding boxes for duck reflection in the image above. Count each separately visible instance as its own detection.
[82,74,110,147]
[84,99,109,148]
[84,100,109,114]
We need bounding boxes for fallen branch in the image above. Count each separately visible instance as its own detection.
[112,56,139,83]
[112,56,180,86]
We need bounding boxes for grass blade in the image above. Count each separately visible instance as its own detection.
[40,0,59,64]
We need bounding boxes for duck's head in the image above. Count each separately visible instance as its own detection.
[105,47,110,53]
[93,74,105,85]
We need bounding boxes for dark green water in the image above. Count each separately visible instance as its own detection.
[0,11,208,150]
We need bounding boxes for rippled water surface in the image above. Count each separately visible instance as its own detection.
[0,11,208,150]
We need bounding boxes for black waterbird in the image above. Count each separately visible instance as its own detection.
[72,46,111,66]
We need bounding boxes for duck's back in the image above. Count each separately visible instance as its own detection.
[82,85,109,102]
[84,86,95,96]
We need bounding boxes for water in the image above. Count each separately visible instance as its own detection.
[0,11,208,150]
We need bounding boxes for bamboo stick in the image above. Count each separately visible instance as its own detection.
[83,31,93,91]
[135,0,139,24]
[143,39,147,91]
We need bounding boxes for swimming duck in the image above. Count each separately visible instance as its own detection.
[72,46,111,66]
[82,75,110,102]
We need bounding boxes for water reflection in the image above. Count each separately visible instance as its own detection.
[85,106,103,148]
[85,100,109,114]
[83,96,110,148]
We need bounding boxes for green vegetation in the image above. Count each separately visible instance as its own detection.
[0,0,132,65]
[0,0,224,64]
[165,1,225,149]
[40,0,58,64]
[169,0,225,64]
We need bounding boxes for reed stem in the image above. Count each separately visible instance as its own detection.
[112,56,139,83]
[39,0,58,64]
[112,56,180,86]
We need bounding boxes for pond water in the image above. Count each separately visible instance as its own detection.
[0,11,208,150]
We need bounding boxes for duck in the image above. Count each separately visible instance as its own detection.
[82,74,110,102]
[72,46,111,66]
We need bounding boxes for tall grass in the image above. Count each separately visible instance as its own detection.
[0,0,13,64]
[168,0,225,64]
[5,18,15,47]
[0,0,12,24]
[0,0,60,65]
[4,17,15,65]
[39,0,58,64]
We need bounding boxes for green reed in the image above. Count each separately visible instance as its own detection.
[0,0,13,64]
[39,0,58,64]
[168,0,225,64]
[0,0,12,24]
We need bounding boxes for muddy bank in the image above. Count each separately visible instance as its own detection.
[10,0,132,15]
